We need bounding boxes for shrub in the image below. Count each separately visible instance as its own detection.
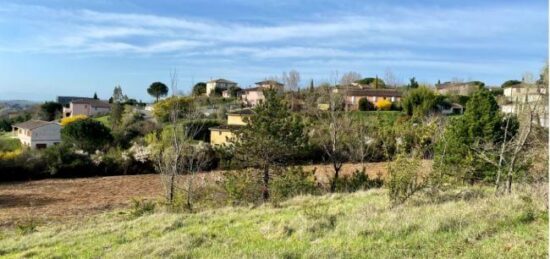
[386,155,424,205]
[130,198,156,217]
[332,168,383,193]
[221,169,264,206]
[358,98,375,111]
[271,167,319,201]
[61,118,113,152]
[60,115,88,126]
[375,99,392,111]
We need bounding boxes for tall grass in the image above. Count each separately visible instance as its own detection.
[0,186,547,258]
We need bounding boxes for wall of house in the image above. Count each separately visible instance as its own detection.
[15,124,61,149]
[64,103,110,117]
[210,130,235,145]
[242,91,264,106]
[227,115,248,126]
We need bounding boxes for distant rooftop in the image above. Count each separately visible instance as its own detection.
[13,120,58,130]
[255,80,283,86]
[207,78,237,84]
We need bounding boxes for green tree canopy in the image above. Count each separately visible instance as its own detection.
[407,77,419,89]
[39,101,63,121]
[501,80,521,88]
[61,118,113,152]
[401,86,439,117]
[356,77,386,88]
[358,98,375,111]
[192,82,207,96]
[147,82,169,102]
[231,89,308,200]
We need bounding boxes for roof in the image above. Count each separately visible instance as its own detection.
[209,124,244,131]
[255,80,284,86]
[13,120,59,130]
[57,96,94,105]
[207,78,237,84]
[435,81,481,90]
[346,89,402,97]
[71,99,111,108]
[242,87,262,92]
[227,108,254,116]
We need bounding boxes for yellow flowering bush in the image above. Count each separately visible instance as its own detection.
[375,99,392,111]
[60,115,88,126]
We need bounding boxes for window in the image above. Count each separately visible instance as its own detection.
[35,143,47,149]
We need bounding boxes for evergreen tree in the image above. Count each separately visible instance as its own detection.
[93,92,98,99]
[230,89,307,201]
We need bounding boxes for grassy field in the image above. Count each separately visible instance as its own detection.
[0,185,546,258]
[0,132,20,152]
[94,115,111,128]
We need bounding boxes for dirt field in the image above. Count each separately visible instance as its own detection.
[0,161,431,226]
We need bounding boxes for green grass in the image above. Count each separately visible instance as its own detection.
[0,132,21,152]
[0,187,547,258]
[349,110,403,124]
[94,115,112,128]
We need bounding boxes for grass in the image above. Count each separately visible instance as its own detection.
[94,115,111,128]
[0,185,546,258]
[349,110,403,124]
[0,132,20,152]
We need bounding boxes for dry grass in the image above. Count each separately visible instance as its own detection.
[0,161,422,226]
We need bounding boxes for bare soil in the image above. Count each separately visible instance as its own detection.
[0,161,431,226]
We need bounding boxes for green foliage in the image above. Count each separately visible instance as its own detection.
[0,133,21,152]
[61,118,113,152]
[358,98,375,111]
[501,80,521,88]
[39,101,63,121]
[407,77,419,89]
[192,82,207,96]
[130,199,156,217]
[271,167,319,201]
[152,96,194,122]
[227,86,242,97]
[147,82,169,102]
[401,86,439,117]
[356,77,385,88]
[332,168,383,193]
[180,119,221,142]
[110,102,124,129]
[386,155,423,205]
[221,169,264,206]
[16,219,38,235]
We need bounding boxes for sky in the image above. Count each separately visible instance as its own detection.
[0,0,547,102]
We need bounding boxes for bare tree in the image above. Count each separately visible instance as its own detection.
[340,71,362,86]
[384,68,400,88]
[282,70,301,110]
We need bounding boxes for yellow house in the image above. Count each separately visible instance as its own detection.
[209,109,253,145]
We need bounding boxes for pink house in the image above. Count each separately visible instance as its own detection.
[63,99,111,118]
[344,88,402,110]
[241,80,284,106]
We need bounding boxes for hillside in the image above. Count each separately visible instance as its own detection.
[0,187,547,258]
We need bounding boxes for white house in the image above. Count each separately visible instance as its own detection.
[206,79,237,96]
[501,84,548,127]
[12,120,61,149]
[63,99,111,118]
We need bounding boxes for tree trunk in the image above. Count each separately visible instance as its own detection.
[168,173,175,203]
[495,116,510,193]
[262,164,270,201]
[330,161,342,193]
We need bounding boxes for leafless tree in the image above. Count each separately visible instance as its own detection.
[282,70,301,91]
[384,68,400,88]
[340,71,362,86]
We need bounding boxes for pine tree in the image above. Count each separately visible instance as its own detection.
[93,92,98,99]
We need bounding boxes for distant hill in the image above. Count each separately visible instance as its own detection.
[0,100,38,107]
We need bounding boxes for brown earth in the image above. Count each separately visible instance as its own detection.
[0,161,432,226]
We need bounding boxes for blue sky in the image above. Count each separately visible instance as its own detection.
[0,0,547,102]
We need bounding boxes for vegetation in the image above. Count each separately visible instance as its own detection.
[39,101,62,121]
[358,98,375,111]
[60,115,87,126]
[401,86,439,117]
[147,82,169,102]
[375,99,392,111]
[192,82,207,96]
[61,119,113,152]
[0,186,546,258]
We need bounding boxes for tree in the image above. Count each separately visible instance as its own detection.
[356,77,385,88]
[358,98,375,111]
[61,118,112,152]
[401,86,439,117]
[227,86,242,98]
[384,68,399,88]
[407,77,419,89]
[39,101,62,121]
[501,80,521,88]
[112,85,128,103]
[309,79,314,93]
[93,92,98,100]
[282,70,301,91]
[110,102,124,130]
[231,89,307,201]
[60,114,87,126]
[312,89,354,192]
[192,82,207,96]
[340,71,362,86]
[148,82,169,102]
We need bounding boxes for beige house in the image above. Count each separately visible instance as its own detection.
[241,80,284,106]
[206,79,237,96]
[501,84,548,127]
[12,120,61,149]
[63,99,111,118]
[344,88,402,110]
[209,109,253,146]
[435,82,481,96]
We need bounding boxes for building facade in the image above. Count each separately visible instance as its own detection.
[209,109,253,145]
[12,120,61,149]
[63,99,111,118]
[206,79,237,96]
[501,84,548,127]
[344,88,402,110]
[241,80,284,107]
[435,82,481,96]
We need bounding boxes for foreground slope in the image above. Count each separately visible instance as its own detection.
[0,188,547,258]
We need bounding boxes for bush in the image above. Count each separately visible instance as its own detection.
[271,167,319,201]
[130,198,156,217]
[60,115,88,126]
[358,98,375,111]
[386,155,424,205]
[376,99,392,111]
[221,169,264,206]
[61,118,113,152]
[332,168,383,193]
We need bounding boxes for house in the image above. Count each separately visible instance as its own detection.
[63,99,111,118]
[206,79,238,96]
[343,88,402,110]
[222,88,242,98]
[501,84,548,127]
[57,96,94,107]
[435,82,481,96]
[241,80,284,106]
[12,120,61,149]
[209,109,253,146]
